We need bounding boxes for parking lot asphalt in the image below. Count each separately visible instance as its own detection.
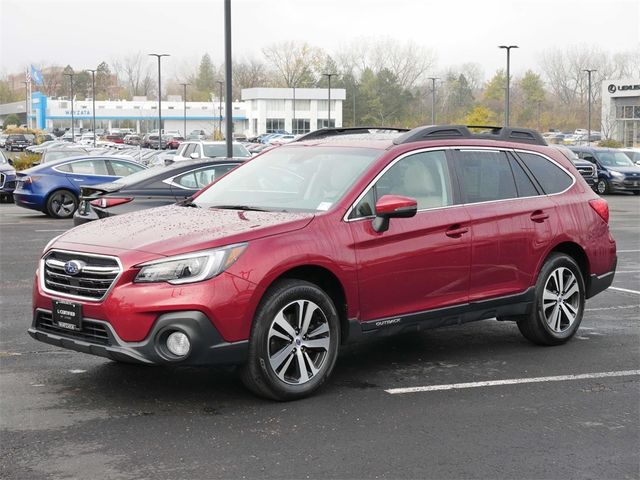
[1,196,638,480]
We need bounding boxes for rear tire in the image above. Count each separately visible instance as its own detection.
[596,179,610,195]
[517,253,585,346]
[46,189,78,219]
[241,279,340,401]
[633,191,640,196]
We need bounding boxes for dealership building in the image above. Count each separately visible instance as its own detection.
[0,87,345,137]
[601,79,640,147]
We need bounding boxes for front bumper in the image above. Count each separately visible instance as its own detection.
[28,309,248,365]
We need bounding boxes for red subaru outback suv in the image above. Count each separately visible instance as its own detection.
[29,126,617,400]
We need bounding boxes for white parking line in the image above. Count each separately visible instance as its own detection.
[615,271,640,273]
[618,250,640,253]
[34,229,67,232]
[385,370,640,395]
[609,287,640,295]
[585,305,638,311]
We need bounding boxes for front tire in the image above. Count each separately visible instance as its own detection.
[517,253,585,345]
[241,279,340,401]
[596,179,610,195]
[46,189,78,218]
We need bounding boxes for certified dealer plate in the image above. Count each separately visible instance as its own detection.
[52,299,82,331]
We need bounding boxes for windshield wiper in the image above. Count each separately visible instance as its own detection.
[180,198,200,208]
[210,205,269,212]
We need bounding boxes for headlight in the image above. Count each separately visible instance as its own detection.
[610,170,624,179]
[134,243,247,285]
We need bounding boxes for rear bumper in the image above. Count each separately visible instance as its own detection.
[13,191,45,211]
[28,309,248,365]
[586,257,617,299]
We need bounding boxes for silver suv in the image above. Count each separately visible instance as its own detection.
[172,141,251,161]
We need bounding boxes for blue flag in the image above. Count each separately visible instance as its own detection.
[30,65,44,86]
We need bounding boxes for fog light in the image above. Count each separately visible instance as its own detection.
[166,331,190,357]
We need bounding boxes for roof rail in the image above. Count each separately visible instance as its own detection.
[393,125,547,146]
[294,127,409,142]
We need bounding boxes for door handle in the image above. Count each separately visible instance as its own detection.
[445,224,469,238]
[530,210,549,223]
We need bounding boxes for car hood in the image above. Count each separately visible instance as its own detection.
[606,166,640,174]
[56,205,315,256]
[0,164,15,174]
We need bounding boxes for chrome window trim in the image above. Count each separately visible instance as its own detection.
[161,163,239,190]
[51,158,120,177]
[343,146,577,223]
[40,249,123,303]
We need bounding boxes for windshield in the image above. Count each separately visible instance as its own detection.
[43,150,87,162]
[193,146,381,212]
[597,151,635,167]
[203,144,251,158]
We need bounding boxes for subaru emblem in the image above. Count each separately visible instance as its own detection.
[64,260,84,276]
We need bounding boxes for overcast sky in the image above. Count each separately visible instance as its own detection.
[1,0,639,80]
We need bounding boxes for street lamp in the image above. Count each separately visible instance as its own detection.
[148,53,169,140]
[498,45,518,127]
[217,80,224,138]
[86,69,97,146]
[63,71,75,142]
[21,81,28,129]
[583,69,597,146]
[428,77,439,125]
[322,73,337,128]
[179,83,189,139]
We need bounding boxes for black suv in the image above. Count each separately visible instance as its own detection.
[552,146,597,190]
[5,134,31,151]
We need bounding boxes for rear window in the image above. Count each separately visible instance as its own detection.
[517,152,573,194]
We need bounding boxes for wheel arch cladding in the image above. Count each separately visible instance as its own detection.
[276,265,349,344]
[548,242,590,285]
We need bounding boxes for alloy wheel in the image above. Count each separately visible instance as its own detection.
[542,267,580,333]
[267,300,330,385]
[50,192,76,217]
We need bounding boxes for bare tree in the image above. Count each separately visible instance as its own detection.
[233,58,269,99]
[262,41,325,87]
[335,37,436,89]
[112,52,154,98]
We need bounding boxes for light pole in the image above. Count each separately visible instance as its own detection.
[179,82,189,138]
[292,85,296,134]
[428,77,439,125]
[217,80,224,138]
[499,45,518,127]
[322,73,337,128]
[63,71,75,141]
[22,81,29,128]
[148,53,169,139]
[583,69,597,146]
[224,0,233,157]
[86,69,97,146]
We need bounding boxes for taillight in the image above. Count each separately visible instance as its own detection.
[90,197,133,208]
[589,198,609,224]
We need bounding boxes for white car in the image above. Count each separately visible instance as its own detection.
[620,148,640,166]
[172,141,251,161]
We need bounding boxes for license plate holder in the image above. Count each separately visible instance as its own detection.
[52,299,82,331]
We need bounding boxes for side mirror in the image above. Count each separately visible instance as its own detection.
[190,152,200,159]
[372,194,417,233]
[7,158,13,166]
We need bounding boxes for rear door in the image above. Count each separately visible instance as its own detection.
[58,158,118,194]
[452,148,556,301]
[349,149,471,322]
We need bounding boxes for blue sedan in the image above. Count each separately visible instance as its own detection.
[0,150,16,202]
[13,155,146,218]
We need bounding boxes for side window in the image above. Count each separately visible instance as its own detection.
[509,157,539,197]
[176,144,187,156]
[109,160,144,177]
[350,150,452,219]
[68,160,109,175]
[56,163,73,173]
[456,150,517,203]
[175,172,198,189]
[183,144,196,158]
[517,152,573,194]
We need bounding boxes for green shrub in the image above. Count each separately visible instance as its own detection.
[12,152,41,171]
[598,139,623,148]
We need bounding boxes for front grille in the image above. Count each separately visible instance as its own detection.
[575,165,596,178]
[36,310,110,345]
[4,180,15,190]
[42,250,121,301]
